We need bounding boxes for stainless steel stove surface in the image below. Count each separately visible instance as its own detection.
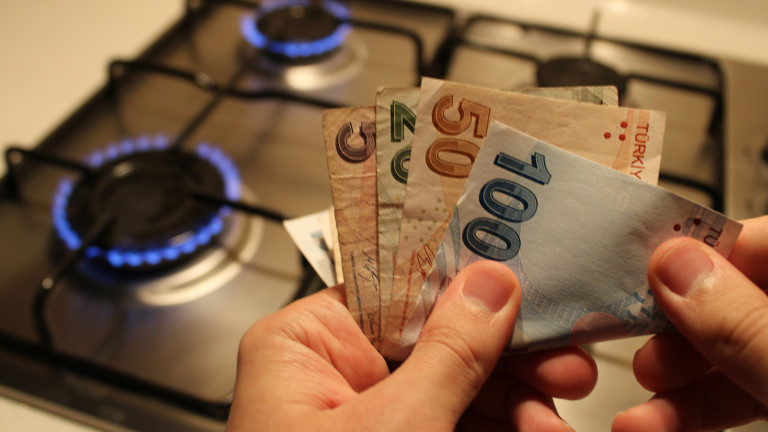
[2,1,768,431]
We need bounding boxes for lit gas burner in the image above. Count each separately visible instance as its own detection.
[240,0,351,59]
[52,135,241,269]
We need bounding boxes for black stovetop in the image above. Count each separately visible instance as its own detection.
[0,1,726,431]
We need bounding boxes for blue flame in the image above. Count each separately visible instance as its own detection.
[52,135,241,268]
[241,0,351,58]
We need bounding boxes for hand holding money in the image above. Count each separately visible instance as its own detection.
[613,215,768,431]
[228,257,598,432]
[291,78,742,360]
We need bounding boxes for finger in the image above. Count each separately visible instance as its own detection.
[505,347,598,400]
[729,215,768,287]
[378,261,521,427]
[648,237,768,407]
[459,382,578,432]
[456,410,513,432]
[612,371,768,432]
[632,332,712,393]
[238,286,387,396]
[507,382,576,432]
[469,374,515,420]
[468,373,579,430]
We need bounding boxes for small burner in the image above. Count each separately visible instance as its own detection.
[52,136,241,269]
[537,57,627,96]
[241,0,351,59]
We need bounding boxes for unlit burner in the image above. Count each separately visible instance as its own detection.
[241,0,351,59]
[52,136,240,269]
[537,57,627,96]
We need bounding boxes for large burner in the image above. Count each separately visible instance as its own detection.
[52,136,241,269]
[241,0,352,59]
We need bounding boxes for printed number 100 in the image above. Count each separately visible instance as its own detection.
[463,152,551,261]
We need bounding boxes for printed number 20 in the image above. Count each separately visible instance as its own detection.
[390,101,416,184]
[463,152,550,261]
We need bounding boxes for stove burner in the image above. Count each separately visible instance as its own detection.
[241,0,351,59]
[537,57,627,96]
[52,136,241,269]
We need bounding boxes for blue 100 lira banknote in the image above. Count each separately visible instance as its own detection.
[388,121,742,358]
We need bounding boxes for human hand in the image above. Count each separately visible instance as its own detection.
[226,261,597,431]
[613,215,768,432]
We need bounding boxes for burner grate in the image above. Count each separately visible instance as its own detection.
[241,0,352,58]
[443,13,725,212]
[52,137,241,269]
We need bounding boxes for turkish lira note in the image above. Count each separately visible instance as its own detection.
[283,210,338,287]
[386,122,741,359]
[375,87,419,339]
[326,207,344,285]
[323,107,380,346]
[516,85,619,106]
[381,78,666,356]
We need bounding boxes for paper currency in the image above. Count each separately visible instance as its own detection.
[386,122,742,359]
[375,84,621,346]
[326,207,344,285]
[323,107,380,345]
[283,211,338,287]
[375,87,419,339]
[516,85,619,106]
[381,78,666,355]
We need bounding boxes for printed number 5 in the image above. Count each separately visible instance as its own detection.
[336,121,376,163]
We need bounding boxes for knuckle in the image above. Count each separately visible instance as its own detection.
[237,319,269,363]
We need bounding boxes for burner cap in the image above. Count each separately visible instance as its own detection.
[52,136,241,270]
[241,0,352,59]
[537,57,626,97]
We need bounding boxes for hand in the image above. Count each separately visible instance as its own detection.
[226,261,597,431]
[613,215,768,432]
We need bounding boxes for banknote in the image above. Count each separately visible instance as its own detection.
[384,122,742,359]
[283,210,338,287]
[381,78,666,355]
[515,85,619,106]
[322,107,380,345]
[375,84,621,346]
[326,207,344,285]
[375,87,419,338]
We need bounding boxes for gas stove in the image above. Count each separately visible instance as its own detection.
[1,1,768,431]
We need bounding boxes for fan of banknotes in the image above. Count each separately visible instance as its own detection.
[283,78,742,361]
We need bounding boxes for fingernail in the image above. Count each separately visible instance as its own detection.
[462,264,515,313]
[656,241,714,297]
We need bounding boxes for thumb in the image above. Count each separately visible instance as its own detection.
[648,237,768,406]
[387,261,521,424]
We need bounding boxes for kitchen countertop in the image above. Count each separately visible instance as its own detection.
[0,0,180,172]
[1,1,767,431]
[0,1,178,429]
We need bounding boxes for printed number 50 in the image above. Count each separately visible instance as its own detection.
[426,96,490,178]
